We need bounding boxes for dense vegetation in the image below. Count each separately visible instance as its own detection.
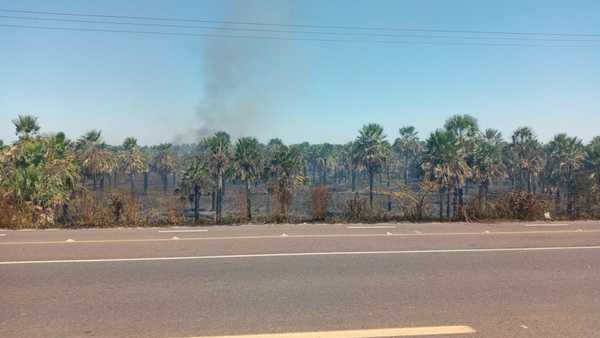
[2,114,600,228]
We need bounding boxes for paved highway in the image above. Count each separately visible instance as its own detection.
[2,221,600,337]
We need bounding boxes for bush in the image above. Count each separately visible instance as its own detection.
[345,194,367,221]
[494,192,548,220]
[310,186,332,221]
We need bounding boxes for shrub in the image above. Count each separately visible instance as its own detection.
[494,192,548,220]
[310,186,332,221]
[345,194,367,221]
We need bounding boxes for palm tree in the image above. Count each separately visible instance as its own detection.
[203,133,231,223]
[12,115,40,140]
[423,129,470,220]
[546,134,585,217]
[355,123,389,208]
[120,137,148,193]
[76,130,115,191]
[472,129,506,211]
[181,156,211,222]
[393,126,422,185]
[586,136,600,189]
[151,144,177,193]
[510,127,543,193]
[233,137,262,221]
[268,144,304,219]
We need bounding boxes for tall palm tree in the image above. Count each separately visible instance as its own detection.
[181,156,211,222]
[510,127,543,193]
[151,144,177,193]
[472,129,506,211]
[355,123,389,208]
[393,126,422,185]
[203,133,231,223]
[586,136,600,189]
[76,130,115,191]
[546,134,585,217]
[233,137,262,221]
[120,137,148,193]
[268,144,304,219]
[12,115,40,140]
[444,115,479,207]
[423,129,470,220]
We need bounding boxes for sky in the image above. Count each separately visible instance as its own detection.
[1,0,600,146]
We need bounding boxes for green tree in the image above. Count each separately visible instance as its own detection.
[393,126,422,185]
[76,130,116,191]
[12,115,40,140]
[151,144,177,193]
[120,137,148,193]
[233,137,262,221]
[546,134,585,217]
[472,129,506,211]
[423,129,470,220]
[268,144,304,219]
[203,133,231,223]
[355,123,389,208]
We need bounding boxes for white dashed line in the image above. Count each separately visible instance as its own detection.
[525,223,570,227]
[158,229,208,233]
[346,226,397,229]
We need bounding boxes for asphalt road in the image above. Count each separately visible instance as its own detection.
[2,221,600,338]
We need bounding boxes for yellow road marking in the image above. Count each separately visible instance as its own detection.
[2,229,600,245]
[175,325,476,338]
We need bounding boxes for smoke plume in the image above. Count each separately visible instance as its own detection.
[193,0,299,141]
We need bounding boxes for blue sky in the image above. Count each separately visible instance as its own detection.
[1,0,599,145]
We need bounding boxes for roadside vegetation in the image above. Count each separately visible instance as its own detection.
[2,114,600,228]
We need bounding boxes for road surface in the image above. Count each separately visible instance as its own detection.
[2,221,600,337]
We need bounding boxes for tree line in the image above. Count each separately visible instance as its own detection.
[2,114,600,226]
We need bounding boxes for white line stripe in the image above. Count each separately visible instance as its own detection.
[158,229,209,233]
[0,234,6,237]
[3,245,600,265]
[525,223,570,227]
[3,229,600,246]
[346,226,397,229]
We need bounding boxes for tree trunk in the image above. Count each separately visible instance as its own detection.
[368,169,374,209]
[211,191,215,211]
[143,172,149,195]
[351,169,356,192]
[447,186,451,221]
[193,184,199,222]
[439,188,444,221]
[245,180,252,221]
[404,156,409,185]
[162,174,168,192]
[129,174,135,193]
[386,164,391,212]
[172,172,176,187]
[216,172,223,223]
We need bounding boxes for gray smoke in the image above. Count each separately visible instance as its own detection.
[193,0,300,140]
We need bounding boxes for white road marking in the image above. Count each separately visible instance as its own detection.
[0,234,6,237]
[525,223,569,227]
[3,245,600,265]
[346,226,396,229]
[65,238,75,242]
[176,325,476,337]
[3,229,600,246]
[158,229,208,233]
[171,236,180,240]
